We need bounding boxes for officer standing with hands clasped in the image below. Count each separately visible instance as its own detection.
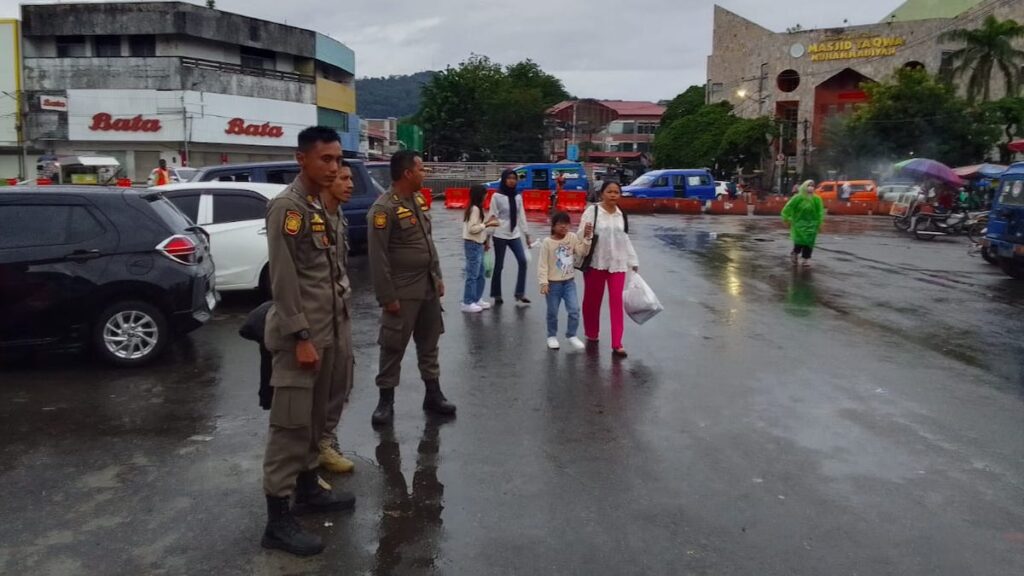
[260,126,355,557]
[368,150,456,427]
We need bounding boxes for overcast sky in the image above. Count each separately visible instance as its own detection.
[0,0,903,101]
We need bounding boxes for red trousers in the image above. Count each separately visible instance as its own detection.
[582,268,626,349]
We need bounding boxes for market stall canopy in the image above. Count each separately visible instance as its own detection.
[57,156,121,167]
[894,158,964,186]
[953,163,1007,179]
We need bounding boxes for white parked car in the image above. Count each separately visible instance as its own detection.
[715,181,728,199]
[154,182,286,293]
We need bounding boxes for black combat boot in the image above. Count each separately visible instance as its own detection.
[293,470,356,514]
[372,388,395,427]
[423,379,456,416]
[261,495,324,556]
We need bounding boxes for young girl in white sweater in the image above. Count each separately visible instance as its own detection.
[538,212,593,350]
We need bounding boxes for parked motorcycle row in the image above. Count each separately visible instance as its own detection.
[890,189,994,260]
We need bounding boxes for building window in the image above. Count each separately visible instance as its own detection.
[619,142,635,152]
[710,83,724,102]
[636,142,651,153]
[240,46,275,70]
[940,51,955,77]
[94,35,121,57]
[621,122,636,135]
[637,123,658,135]
[129,35,156,57]
[56,35,87,57]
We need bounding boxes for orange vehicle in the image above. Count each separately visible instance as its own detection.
[815,180,878,201]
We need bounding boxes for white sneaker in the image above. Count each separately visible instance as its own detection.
[476,299,492,310]
[460,303,483,313]
[547,337,560,350]
[567,336,586,351]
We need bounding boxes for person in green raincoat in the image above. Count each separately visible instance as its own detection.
[781,179,825,267]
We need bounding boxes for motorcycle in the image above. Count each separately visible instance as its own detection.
[891,189,926,231]
[912,204,989,241]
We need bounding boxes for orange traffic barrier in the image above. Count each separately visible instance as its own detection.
[754,197,787,215]
[521,190,549,211]
[708,199,748,215]
[36,177,52,185]
[874,201,893,215]
[825,200,872,215]
[444,188,469,209]
[5,178,17,186]
[618,198,657,213]
[117,178,132,187]
[419,188,433,209]
[655,198,702,214]
[556,191,588,213]
[484,189,495,210]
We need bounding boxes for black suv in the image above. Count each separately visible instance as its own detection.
[0,186,216,366]
[189,160,385,246]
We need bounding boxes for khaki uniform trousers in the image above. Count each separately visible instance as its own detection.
[375,296,443,390]
[324,313,354,443]
[263,321,350,497]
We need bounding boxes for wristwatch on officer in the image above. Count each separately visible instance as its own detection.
[294,329,311,341]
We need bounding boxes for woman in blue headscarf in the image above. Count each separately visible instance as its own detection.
[485,169,533,305]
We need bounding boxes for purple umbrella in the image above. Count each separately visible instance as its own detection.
[894,158,964,187]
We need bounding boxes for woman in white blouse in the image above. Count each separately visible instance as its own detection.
[578,181,638,357]
[486,169,533,305]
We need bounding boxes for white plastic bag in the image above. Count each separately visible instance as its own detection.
[623,272,663,325]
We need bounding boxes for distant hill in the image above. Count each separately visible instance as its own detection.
[356,71,436,119]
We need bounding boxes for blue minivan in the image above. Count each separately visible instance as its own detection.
[622,169,718,200]
[484,162,589,191]
[985,162,1024,279]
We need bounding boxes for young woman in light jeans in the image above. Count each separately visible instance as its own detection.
[578,181,638,357]
[462,184,499,312]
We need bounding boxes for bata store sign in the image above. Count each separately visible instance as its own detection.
[224,118,285,138]
[191,92,316,146]
[67,90,317,145]
[89,113,162,133]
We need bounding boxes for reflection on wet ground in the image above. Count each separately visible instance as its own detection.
[2,213,1024,575]
[373,419,445,575]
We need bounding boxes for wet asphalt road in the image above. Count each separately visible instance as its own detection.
[2,210,1024,576]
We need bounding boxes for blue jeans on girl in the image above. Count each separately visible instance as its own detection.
[545,279,580,338]
[463,240,485,305]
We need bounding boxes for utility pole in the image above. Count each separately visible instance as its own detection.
[757,63,767,116]
[801,118,810,175]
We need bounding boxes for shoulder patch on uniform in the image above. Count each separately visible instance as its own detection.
[283,210,302,236]
[373,211,388,229]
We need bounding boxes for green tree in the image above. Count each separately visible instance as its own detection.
[940,15,1024,102]
[417,55,568,161]
[820,68,999,171]
[980,96,1024,163]
[659,84,706,129]
[718,116,779,174]
[653,102,736,169]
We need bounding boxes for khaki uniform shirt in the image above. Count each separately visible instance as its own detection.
[264,178,347,351]
[367,189,442,305]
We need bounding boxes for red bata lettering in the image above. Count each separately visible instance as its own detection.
[224,118,284,138]
[89,113,162,132]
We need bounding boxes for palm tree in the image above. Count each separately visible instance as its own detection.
[940,15,1024,103]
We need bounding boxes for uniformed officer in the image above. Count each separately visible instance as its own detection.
[367,150,456,427]
[261,126,354,557]
[319,165,356,474]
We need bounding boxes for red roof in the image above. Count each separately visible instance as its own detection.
[598,100,666,117]
[586,152,644,160]
[546,99,665,119]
